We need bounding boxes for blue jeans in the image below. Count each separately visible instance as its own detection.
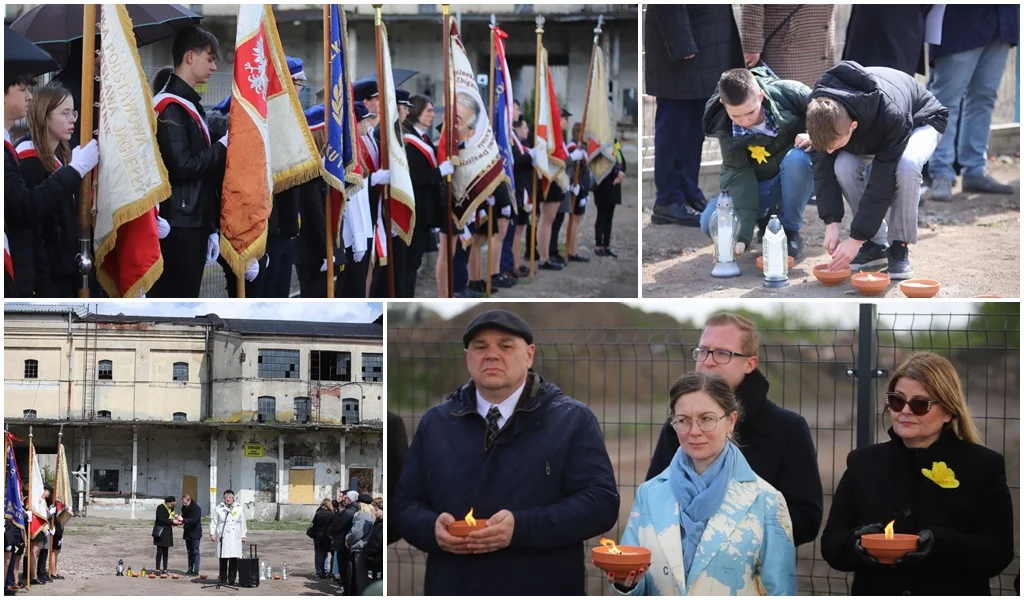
[186,538,201,573]
[700,147,813,236]
[927,42,1012,180]
[314,547,328,576]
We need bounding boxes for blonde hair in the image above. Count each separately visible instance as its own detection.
[358,501,375,516]
[806,97,853,151]
[888,352,981,444]
[319,498,332,510]
[704,313,760,357]
[27,83,73,174]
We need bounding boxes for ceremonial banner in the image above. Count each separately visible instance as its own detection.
[4,433,25,534]
[94,3,170,298]
[54,442,73,526]
[4,233,13,282]
[221,4,321,277]
[493,25,518,199]
[324,3,363,211]
[584,46,616,185]
[440,20,508,229]
[27,439,47,539]
[535,46,569,199]
[378,21,416,244]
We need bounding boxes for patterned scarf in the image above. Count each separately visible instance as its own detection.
[668,441,737,576]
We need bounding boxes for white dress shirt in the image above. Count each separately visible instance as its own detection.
[476,379,527,430]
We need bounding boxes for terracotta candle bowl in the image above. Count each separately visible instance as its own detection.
[273,574,282,580]
[199,574,208,580]
[813,264,851,287]
[148,573,157,579]
[160,574,168,579]
[171,574,180,580]
[860,533,919,564]
[448,519,489,537]
[899,279,940,298]
[851,272,890,296]
[592,545,652,578]
[756,256,795,272]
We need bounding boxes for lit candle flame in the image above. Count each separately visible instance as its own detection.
[599,537,623,555]
[884,519,895,540]
[464,508,476,526]
[866,274,878,281]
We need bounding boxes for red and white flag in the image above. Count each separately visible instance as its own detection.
[94,3,171,298]
[584,45,616,185]
[535,46,569,199]
[27,439,47,539]
[377,20,416,245]
[4,232,13,282]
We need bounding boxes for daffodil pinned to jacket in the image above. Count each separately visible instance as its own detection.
[748,145,771,164]
[922,461,959,488]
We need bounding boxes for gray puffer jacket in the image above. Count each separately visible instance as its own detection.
[346,509,374,552]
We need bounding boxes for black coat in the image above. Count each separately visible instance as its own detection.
[842,5,930,76]
[512,143,533,209]
[295,177,343,280]
[180,501,202,540]
[155,73,226,231]
[594,148,626,209]
[821,427,1014,595]
[403,123,444,230]
[154,504,175,548]
[366,517,384,571]
[394,371,620,596]
[18,152,79,295]
[644,5,744,100]
[329,504,358,552]
[387,411,409,545]
[4,143,81,298]
[646,368,824,547]
[311,506,335,553]
[269,187,300,239]
[811,62,948,242]
[929,5,1019,62]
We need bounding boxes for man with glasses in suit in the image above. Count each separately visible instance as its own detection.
[645,312,824,548]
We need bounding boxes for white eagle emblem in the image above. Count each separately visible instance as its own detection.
[244,37,269,99]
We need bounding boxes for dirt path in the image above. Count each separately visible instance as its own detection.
[413,177,639,299]
[643,160,1020,298]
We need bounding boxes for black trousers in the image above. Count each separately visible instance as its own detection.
[220,254,268,298]
[595,204,616,247]
[369,237,409,298]
[403,226,431,298]
[351,552,370,596]
[155,546,169,571]
[334,547,351,592]
[218,557,237,584]
[149,227,208,298]
[263,234,297,298]
[340,240,372,298]
[550,211,565,256]
[654,97,707,209]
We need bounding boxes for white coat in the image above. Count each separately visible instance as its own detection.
[210,502,248,558]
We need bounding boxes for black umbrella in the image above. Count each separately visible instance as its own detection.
[356,68,419,89]
[10,4,201,68]
[4,26,60,77]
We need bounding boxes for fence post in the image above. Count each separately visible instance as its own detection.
[1016,44,1020,123]
[855,303,878,449]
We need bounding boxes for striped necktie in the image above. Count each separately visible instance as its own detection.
[485,406,501,448]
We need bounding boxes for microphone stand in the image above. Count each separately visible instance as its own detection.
[202,505,237,591]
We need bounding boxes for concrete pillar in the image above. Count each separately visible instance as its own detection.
[209,430,218,512]
[277,433,285,507]
[85,429,92,513]
[130,426,138,520]
[611,29,621,122]
[339,432,347,494]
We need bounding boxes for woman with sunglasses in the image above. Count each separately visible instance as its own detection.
[821,352,1014,595]
[609,371,796,595]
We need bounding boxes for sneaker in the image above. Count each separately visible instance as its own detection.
[651,202,702,226]
[785,229,803,259]
[849,241,888,271]
[887,241,913,279]
[929,177,954,202]
[962,171,1014,195]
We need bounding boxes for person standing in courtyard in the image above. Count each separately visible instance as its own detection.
[394,309,619,595]
[153,495,180,575]
[210,490,247,586]
[180,495,202,576]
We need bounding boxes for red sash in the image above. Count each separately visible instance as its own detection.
[15,140,63,168]
[4,139,18,163]
[403,133,438,168]
[153,92,211,145]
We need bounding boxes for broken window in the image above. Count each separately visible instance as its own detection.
[310,350,352,382]
[257,349,299,379]
[361,353,383,383]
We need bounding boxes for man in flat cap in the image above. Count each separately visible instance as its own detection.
[393,309,619,595]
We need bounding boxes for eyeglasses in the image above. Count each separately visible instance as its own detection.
[885,392,935,416]
[54,109,78,122]
[670,413,729,435]
[692,347,752,364]
[294,81,306,91]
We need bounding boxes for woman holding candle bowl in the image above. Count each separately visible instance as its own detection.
[603,371,797,595]
[821,352,1014,595]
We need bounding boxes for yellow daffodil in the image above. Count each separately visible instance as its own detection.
[921,461,959,488]
[748,145,771,164]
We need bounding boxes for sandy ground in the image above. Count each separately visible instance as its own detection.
[7,517,370,596]
[412,177,639,298]
[642,159,1020,298]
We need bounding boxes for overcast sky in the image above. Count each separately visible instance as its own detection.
[5,301,383,323]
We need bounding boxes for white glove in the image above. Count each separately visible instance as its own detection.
[528,147,539,162]
[523,201,533,214]
[156,216,170,240]
[501,205,512,218]
[439,160,454,177]
[244,259,259,282]
[49,529,55,536]
[570,148,587,162]
[486,196,496,206]
[579,196,588,207]
[70,139,99,176]
[48,506,57,515]
[571,184,581,196]
[205,233,220,266]
[478,209,487,221]
[319,255,335,273]
[370,169,390,186]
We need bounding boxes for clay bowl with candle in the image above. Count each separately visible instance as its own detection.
[899,279,940,298]
[860,532,919,564]
[757,256,795,272]
[592,545,652,578]
[813,264,851,287]
[199,574,208,580]
[851,272,890,296]
[148,574,157,579]
[171,574,180,580]
[448,518,489,537]
[160,574,168,579]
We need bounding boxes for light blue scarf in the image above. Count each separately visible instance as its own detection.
[668,441,737,576]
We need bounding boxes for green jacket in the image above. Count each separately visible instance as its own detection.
[702,68,811,243]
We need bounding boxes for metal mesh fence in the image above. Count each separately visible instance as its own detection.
[387,308,1020,595]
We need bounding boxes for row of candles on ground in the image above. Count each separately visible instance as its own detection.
[113,559,289,580]
[709,193,944,297]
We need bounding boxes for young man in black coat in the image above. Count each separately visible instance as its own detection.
[645,312,824,548]
[806,61,948,280]
[4,74,98,298]
[180,495,203,576]
[328,491,358,593]
[149,26,227,298]
[394,309,619,595]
